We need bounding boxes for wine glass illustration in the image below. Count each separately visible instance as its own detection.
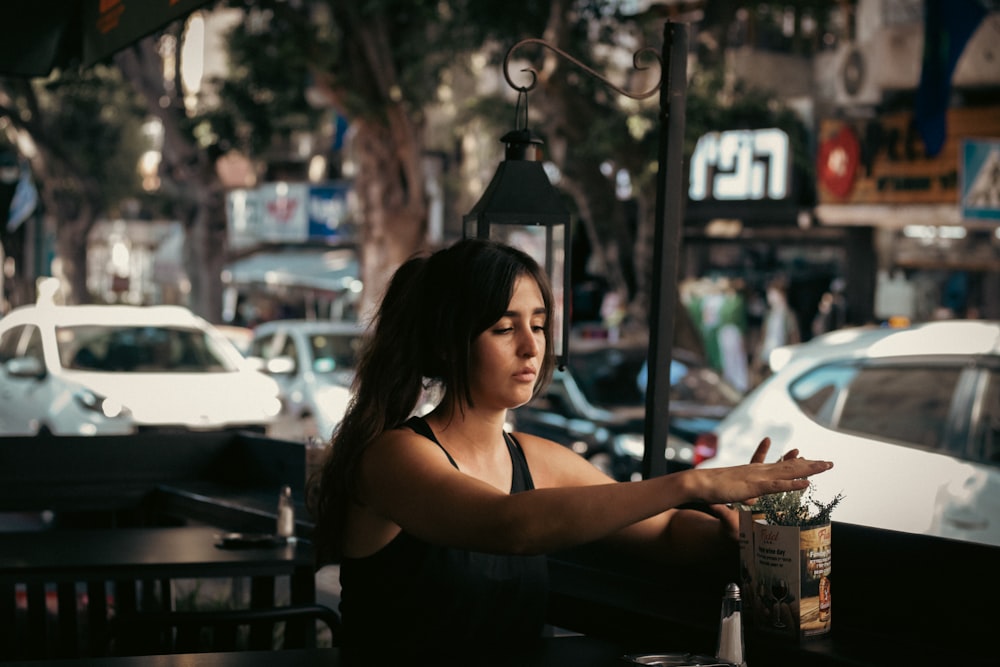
[771,577,789,628]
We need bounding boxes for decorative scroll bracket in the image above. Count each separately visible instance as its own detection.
[502,37,663,100]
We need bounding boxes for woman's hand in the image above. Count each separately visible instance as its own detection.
[709,438,820,540]
[688,439,831,507]
[743,437,802,506]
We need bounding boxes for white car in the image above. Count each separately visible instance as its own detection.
[248,319,366,444]
[697,320,1000,548]
[0,304,282,436]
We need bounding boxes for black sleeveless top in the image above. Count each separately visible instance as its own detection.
[338,417,549,665]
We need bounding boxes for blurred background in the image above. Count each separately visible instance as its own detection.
[1,0,999,547]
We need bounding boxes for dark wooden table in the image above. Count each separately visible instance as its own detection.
[2,648,340,667]
[0,524,314,595]
[0,635,638,666]
[0,525,316,659]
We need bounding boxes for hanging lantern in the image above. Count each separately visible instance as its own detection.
[464,126,572,366]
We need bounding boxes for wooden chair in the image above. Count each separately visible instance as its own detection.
[2,577,170,660]
[109,603,341,654]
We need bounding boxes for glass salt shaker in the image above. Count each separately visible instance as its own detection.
[276,484,296,541]
[716,582,747,667]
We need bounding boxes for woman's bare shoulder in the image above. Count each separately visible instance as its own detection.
[511,430,614,487]
[356,424,459,506]
[364,424,441,461]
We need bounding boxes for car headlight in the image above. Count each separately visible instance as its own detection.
[263,396,283,418]
[613,433,645,459]
[74,389,126,419]
[315,385,351,419]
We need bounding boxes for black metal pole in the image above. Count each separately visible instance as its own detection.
[643,20,688,479]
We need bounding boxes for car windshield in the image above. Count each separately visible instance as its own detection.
[568,348,646,408]
[308,331,361,373]
[569,346,743,409]
[56,325,237,373]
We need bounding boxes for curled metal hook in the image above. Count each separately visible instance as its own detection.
[503,37,662,100]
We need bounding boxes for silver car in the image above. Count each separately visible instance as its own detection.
[248,319,366,444]
[697,320,1000,548]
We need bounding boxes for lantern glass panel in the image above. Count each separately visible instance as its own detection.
[484,223,565,359]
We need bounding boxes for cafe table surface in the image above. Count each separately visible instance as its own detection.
[0,525,314,591]
[0,635,643,666]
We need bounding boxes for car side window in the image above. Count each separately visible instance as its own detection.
[252,333,298,374]
[23,326,44,362]
[280,337,298,374]
[791,362,963,451]
[0,325,26,363]
[250,334,273,359]
[789,363,859,425]
[974,369,1000,467]
[835,365,962,451]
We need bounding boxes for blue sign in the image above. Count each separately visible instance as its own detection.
[308,182,352,241]
[227,180,355,248]
[961,139,1000,222]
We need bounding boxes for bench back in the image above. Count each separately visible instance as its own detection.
[0,431,306,515]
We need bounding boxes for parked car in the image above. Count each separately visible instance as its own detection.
[697,320,1000,548]
[215,324,254,357]
[0,304,282,436]
[248,319,367,444]
[510,339,744,481]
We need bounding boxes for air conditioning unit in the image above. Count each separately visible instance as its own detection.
[831,44,882,108]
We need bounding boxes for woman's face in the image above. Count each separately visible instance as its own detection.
[468,276,547,412]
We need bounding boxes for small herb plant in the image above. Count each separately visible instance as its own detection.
[746,483,844,528]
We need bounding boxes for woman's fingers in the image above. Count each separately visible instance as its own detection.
[741,457,832,505]
[752,439,801,465]
[750,437,772,464]
[697,455,833,506]
[708,502,740,540]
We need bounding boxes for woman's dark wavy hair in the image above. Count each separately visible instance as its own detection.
[307,238,556,564]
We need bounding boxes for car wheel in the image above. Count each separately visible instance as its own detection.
[300,414,322,444]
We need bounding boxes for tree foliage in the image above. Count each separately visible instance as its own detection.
[197,0,813,348]
[0,67,148,306]
[2,0,825,330]
[201,0,554,316]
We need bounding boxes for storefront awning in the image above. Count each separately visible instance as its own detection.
[222,247,360,293]
[816,204,962,228]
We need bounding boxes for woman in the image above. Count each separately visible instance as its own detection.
[308,239,831,663]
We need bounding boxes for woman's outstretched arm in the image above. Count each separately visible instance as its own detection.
[357,429,831,556]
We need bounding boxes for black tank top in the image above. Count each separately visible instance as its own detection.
[338,416,549,664]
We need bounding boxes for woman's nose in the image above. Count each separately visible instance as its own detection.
[517,326,540,357]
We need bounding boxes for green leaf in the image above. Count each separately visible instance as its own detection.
[753,483,844,527]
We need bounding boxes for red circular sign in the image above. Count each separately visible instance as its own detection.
[818,125,860,200]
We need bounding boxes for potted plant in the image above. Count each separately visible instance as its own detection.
[738,484,843,641]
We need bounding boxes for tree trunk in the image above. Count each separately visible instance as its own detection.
[181,172,228,322]
[35,155,100,306]
[117,42,227,321]
[54,213,92,305]
[342,113,427,322]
